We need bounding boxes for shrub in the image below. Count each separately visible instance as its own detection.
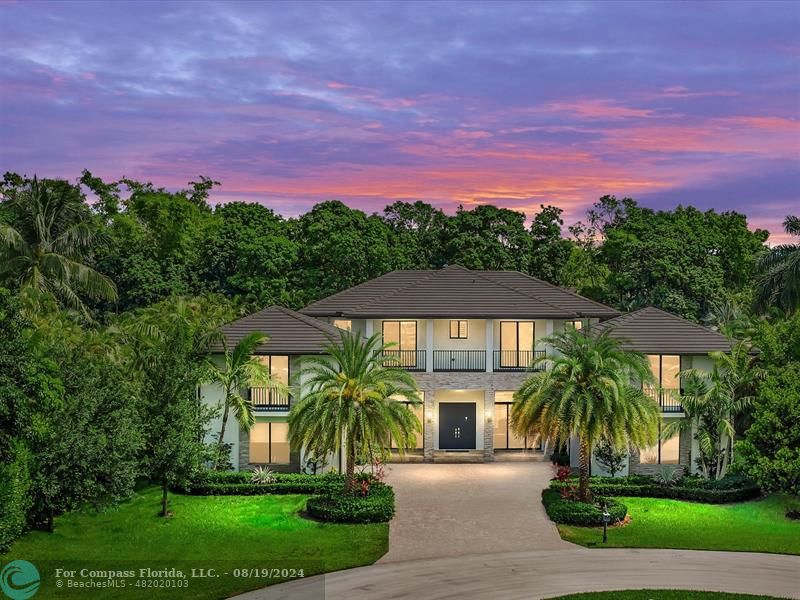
[177,471,346,495]
[306,483,395,524]
[786,497,800,520]
[0,445,32,552]
[541,489,627,526]
[550,450,570,467]
[653,465,681,486]
[549,473,760,504]
[250,466,276,485]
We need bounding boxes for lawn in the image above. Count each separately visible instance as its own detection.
[1,487,388,599]
[558,495,800,555]
[545,591,788,600]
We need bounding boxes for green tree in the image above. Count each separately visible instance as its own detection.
[289,332,421,491]
[125,297,222,516]
[735,364,800,495]
[383,201,448,269]
[511,328,659,501]
[293,201,393,303]
[198,202,299,309]
[666,342,760,479]
[0,176,117,313]
[204,332,289,469]
[445,205,530,271]
[594,438,628,478]
[528,205,573,285]
[754,215,800,315]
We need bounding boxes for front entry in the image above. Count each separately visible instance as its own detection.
[439,402,477,450]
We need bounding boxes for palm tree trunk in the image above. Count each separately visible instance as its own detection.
[578,437,591,502]
[345,444,356,493]
[216,395,231,470]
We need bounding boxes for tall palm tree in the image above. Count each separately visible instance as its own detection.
[755,215,799,315]
[204,332,290,469]
[511,327,660,501]
[665,341,760,480]
[0,177,117,313]
[289,331,421,491]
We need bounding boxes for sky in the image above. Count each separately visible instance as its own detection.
[1,0,798,241]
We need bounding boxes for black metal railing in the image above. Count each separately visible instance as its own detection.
[493,350,546,372]
[645,388,683,413]
[249,387,291,411]
[381,350,426,372]
[433,350,486,372]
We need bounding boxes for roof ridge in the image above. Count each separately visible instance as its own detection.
[467,268,568,314]
[637,306,730,339]
[493,269,620,315]
[302,269,434,312]
[275,305,341,337]
[347,268,444,313]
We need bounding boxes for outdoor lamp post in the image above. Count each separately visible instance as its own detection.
[602,503,610,543]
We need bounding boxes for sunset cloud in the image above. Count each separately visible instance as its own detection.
[0,1,797,240]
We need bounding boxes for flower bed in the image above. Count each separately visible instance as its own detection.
[549,474,760,504]
[307,483,395,524]
[541,489,627,526]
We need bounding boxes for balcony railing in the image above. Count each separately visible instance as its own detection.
[382,350,426,372]
[433,350,486,372]
[493,350,547,372]
[249,387,290,412]
[645,388,683,413]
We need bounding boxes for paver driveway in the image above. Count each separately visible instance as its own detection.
[379,461,569,563]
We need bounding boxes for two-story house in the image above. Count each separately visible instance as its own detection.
[202,265,730,476]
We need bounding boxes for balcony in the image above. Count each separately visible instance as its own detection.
[433,350,486,372]
[249,388,290,412]
[382,350,426,372]
[645,388,683,413]
[493,350,546,372]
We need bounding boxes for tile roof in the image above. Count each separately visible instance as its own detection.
[590,306,732,354]
[301,265,620,318]
[211,306,341,354]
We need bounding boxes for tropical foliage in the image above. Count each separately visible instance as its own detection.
[754,215,800,315]
[289,332,421,490]
[511,328,660,501]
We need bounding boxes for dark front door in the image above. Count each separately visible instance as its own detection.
[439,403,476,450]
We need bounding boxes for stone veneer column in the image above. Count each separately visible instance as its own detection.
[483,389,495,461]
[423,389,435,462]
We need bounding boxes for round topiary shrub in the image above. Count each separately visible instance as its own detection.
[306,482,395,524]
[541,489,627,526]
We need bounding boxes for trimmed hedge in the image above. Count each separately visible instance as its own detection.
[177,471,347,496]
[307,483,395,524]
[541,489,627,526]
[550,474,760,504]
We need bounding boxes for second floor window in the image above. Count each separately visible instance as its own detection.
[382,320,417,351]
[333,319,352,331]
[449,320,468,339]
[499,321,535,368]
[251,355,290,406]
[567,319,583,330]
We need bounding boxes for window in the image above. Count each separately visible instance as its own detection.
[500,321,535,368]
[646,355,683,410]
[639,425,680,465]
[449,320,468,339]
[567,319,583,330]
[493,391,539,450]
[251,356,290,406]
[382,321,418,367]
[249,422,291,464]
[333,319,352,331]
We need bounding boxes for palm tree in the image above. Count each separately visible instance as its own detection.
[205,332,290,469]
[665,340,761,479]
[755,215,799,315]
[289,331,421,491]
[0,177,117,313]
[510,327,660,501]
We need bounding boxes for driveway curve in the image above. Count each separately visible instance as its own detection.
[237,549,800,600]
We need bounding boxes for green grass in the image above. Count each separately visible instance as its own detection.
[558,495,800,555]
[545,591,788,600]
[1,487,388,599]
